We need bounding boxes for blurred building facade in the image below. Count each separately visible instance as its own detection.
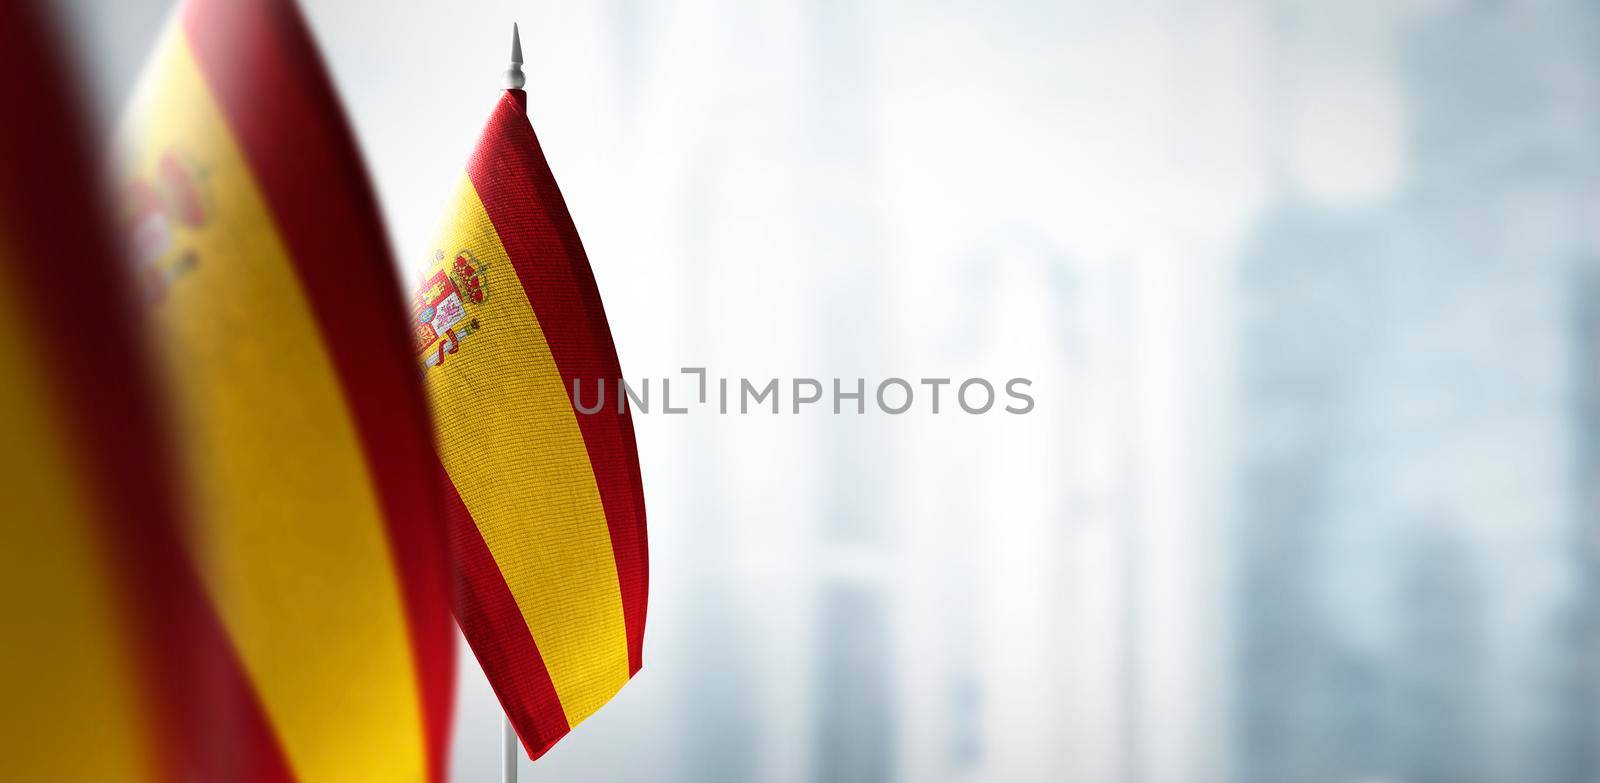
[1233,1,1600,781]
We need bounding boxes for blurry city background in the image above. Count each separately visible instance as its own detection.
[53,0,1600,780]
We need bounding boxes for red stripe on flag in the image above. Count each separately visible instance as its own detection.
[442,470,573,758]
[179,0,455,776]
[465,91,650,674]
[141,600,299,781]
[0,4,295,779]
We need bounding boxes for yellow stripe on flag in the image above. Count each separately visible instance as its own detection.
[121,29,426,782]
[426,176,631,724]
[0,239,155,783]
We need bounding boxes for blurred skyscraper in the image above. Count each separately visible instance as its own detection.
[1233,1,1600,782]
[1564,262,1600,781]
[805,2,897,782]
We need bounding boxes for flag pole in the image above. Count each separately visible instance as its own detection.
[505,22,526,91]
[502,712,520,783]
[499,24,526,783]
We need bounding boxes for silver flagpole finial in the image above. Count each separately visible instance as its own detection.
[504,23,526,90]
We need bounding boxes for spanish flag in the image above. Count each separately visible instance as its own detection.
[119,1,454,780]
[1,3,177,779]
[1,4,289,780]
[416,50,649,758]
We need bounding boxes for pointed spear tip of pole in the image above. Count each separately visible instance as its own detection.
[504,22,526,90]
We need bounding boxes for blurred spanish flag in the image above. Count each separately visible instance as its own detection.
[2,2,307,780]
[118,0,455,780]
[1,3,180,779]
[416,59,649,758]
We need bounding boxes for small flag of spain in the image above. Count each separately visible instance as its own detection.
[119,1,456,780]
[2,4,177,779]
[418,80,649,759]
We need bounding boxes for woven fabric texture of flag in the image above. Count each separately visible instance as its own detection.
[418,88,649,761]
